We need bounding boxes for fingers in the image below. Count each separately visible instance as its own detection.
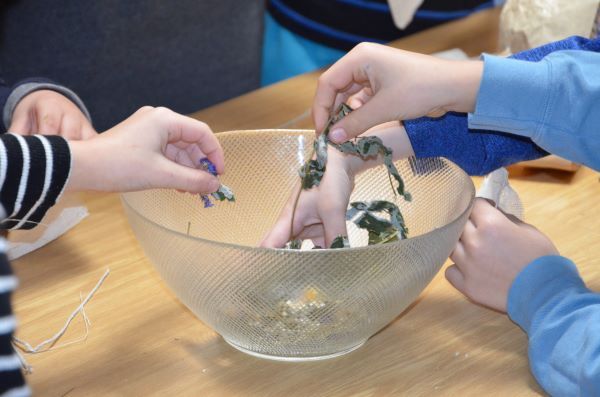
[7,111,32,134]
[45,112,96,140]
[347,87,373,109]
[328,93,393,143]
[161,110,225,174]
[60,116,82,140]
[450,240,465,263]
[184,144,208,167]
[261,184,303,248]
[36,106,62,135]
[459,219,476,243]
[330,83,369,117]
[153,157,220,194]
[79,121,98,140]
[312,52,371,133]
[165,145,197,168]
[260,213,293,248]
[445,264,465,293]
[469,197,500,228]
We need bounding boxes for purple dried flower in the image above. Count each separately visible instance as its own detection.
[201,194,214,208]
[199,158,217,207]
[199,158,217,176]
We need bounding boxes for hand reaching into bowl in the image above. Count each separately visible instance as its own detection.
[261,121,414,248]
[261,144,355,249]
[313,42,483,143]
[66,106,224,194]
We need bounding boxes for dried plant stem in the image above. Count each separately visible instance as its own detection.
[290,146,316,240]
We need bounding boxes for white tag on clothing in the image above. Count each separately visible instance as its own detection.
[387,0,424,29]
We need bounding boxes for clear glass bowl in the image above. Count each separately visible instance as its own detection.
[121,130,475,361]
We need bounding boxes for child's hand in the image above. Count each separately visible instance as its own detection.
[261,147,356,248]
[261,121,414,248]
[446,198,559,312]
[67,106,224,194]
[9,90,97,139]
[313,43,483,143]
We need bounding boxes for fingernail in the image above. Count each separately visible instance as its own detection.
[330,128,347,143]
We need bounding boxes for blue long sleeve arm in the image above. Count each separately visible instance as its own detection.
[404,36,600,175]
[507,256,600,396]
[417,36,600,395]
[469,50,600,171]
[406,36,600,395]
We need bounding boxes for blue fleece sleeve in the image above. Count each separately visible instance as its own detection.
[404,36,600,175]
[508,256,600,396]
[469,51,600,171]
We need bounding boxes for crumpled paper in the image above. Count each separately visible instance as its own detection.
[500,0,600,53]
[8,193,88,260]
[477,168,523,220]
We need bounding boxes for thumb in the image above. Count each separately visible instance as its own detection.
[329,94,394,143]
[154,157,220,194]
[445,264,466,294]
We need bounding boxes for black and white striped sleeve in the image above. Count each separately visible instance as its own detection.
[0,239,29,397]
[0,134,71,230]
[0,133,71,396]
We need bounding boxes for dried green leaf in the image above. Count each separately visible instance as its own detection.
[211,184,235,202]
[347,200,408,243]
[285,239,303,250]
[290,103,411,250]
[368,229,399,245]
[299,159,325,189]
[330,235,349,249]
[323,103,353,137]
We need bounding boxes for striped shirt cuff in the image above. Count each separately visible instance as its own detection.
[0,134,71,230]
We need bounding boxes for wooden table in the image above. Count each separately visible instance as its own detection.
[12,7,600,396]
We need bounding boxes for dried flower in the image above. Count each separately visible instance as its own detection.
[198,158,235,208]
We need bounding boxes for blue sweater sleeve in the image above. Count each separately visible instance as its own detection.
[469,51,600,171]
[508,256,600,396]
[404,36,600,175]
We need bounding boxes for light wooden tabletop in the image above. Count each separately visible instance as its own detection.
[12,7,600,396]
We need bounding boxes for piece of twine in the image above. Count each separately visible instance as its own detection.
[12,269,110,373]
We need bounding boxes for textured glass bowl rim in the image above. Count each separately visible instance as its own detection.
[121,129,476,255]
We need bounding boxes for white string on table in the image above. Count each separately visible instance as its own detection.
[12,269,110,368]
